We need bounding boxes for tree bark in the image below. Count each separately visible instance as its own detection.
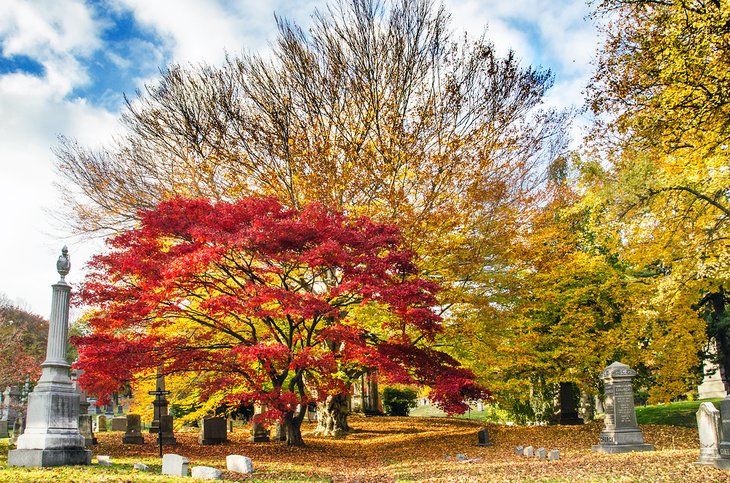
[313,393,350,437]
[282,408,305,446]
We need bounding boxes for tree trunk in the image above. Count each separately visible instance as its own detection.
[313,393,350,437]
[282,408,305,446]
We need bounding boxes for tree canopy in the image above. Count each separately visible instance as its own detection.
[74,197,486,445]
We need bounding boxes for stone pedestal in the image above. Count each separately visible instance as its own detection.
[8,248,92,467]
[591,362,654,454]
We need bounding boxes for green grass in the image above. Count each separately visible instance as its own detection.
[634,398,723,427]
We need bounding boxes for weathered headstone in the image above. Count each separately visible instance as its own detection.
[94,415,107,432]
[2,386,20,422]
[78,415,97,446]
[274,422,287,441]
[97,455,111,466]
[227,454,254,474]
[591,362,654,454]
[0,420,7,438]
[523,446,534,457]
[10,414,24,444]
[199,416,227,445]
[158,415,176,445]
[477,427,492,446]
[548,449,560,461]
[249,420,270,443]
[122,414,144,444]
[162,453,189,477]
[514,445,524,455]
[7,247,92,467]
[110,416,126,432]
[456,453,467,461]
[191,465,223,480]
[536,447,546,459]
[718,397,730,458]
[476,400,484,412]
[695,401,730,469]
[133,462,149,471]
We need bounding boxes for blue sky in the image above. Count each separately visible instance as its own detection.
[0,0,599,317]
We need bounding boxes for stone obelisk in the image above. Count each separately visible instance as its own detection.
[8,246,92,467]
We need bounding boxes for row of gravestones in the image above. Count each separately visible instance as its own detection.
[104,414,229,446]
[515,446,560,460]
[159,453,254,480]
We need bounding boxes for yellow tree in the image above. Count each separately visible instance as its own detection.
[587,0,730,390]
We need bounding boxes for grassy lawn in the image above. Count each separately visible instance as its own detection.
[635,398,724,427]
[0,415,720,482]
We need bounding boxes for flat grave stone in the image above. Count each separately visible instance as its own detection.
[548,450,560,461]
[523,446,534,457]
[227,454,254,474]
[191,465,223,480]
[97,455,111,466]
[536,448,546,459]
[134,462,149,471]
[162,453,189,477]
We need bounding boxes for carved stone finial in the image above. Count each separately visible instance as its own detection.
[56,246,71,281]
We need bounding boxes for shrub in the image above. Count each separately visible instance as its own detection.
[383,387,418,416]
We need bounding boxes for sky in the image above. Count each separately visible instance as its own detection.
[0,0,600,318]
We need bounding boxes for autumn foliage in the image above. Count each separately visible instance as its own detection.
[73,196,486,445]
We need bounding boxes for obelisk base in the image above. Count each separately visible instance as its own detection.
[8,448,92,467]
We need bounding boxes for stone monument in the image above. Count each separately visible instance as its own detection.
[122,414,145,444]
[8,247,92,467]
[591,362,654,454]
[717,396,730,461]
[200,416,228,445]
[558,382,583,425]
[149,366,169,434]
[694,402,730,468]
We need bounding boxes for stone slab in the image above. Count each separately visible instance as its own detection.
[592,443,655,454]
[227,454,254,473]
[8,448,92,467]
[191,465,223,479]
[162,453,189,477]
[110,417,126,431]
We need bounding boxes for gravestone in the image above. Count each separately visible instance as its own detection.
[523,446,534,457]
[476,400,484,412]
[110,416,126,431]
[227,454,254,473]
[548,449,560,461]
[591,362,654,454]
[95,415,107,432]
[134,462,149,471]
[191,465,223,480]
[558,382,583,425]
[158,415,176,445]
[162,453,189,477]
[536,447,546,459]
[10,414,24,444]
[7,247,92,467]
[97,455,111,466]
[149,366,169,434]
[515,445,524,455]
[694,402,729,468]
[249,420,270,443]
[122,414,144,444]
[199,416,227,445]
[228,419,234,432]
[0,419,7,438]
[2,386,21,422]
[718,396,730,459]
[78,415,97,446]
[477,427,492,446]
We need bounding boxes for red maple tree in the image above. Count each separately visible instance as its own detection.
[73,197,487,445]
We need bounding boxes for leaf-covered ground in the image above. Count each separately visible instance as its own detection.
[0,416,726,482]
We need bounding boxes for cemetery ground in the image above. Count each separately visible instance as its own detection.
[0,414,725,482]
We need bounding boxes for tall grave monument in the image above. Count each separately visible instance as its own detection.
[8,247,92,467]
[592,362,654,454]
